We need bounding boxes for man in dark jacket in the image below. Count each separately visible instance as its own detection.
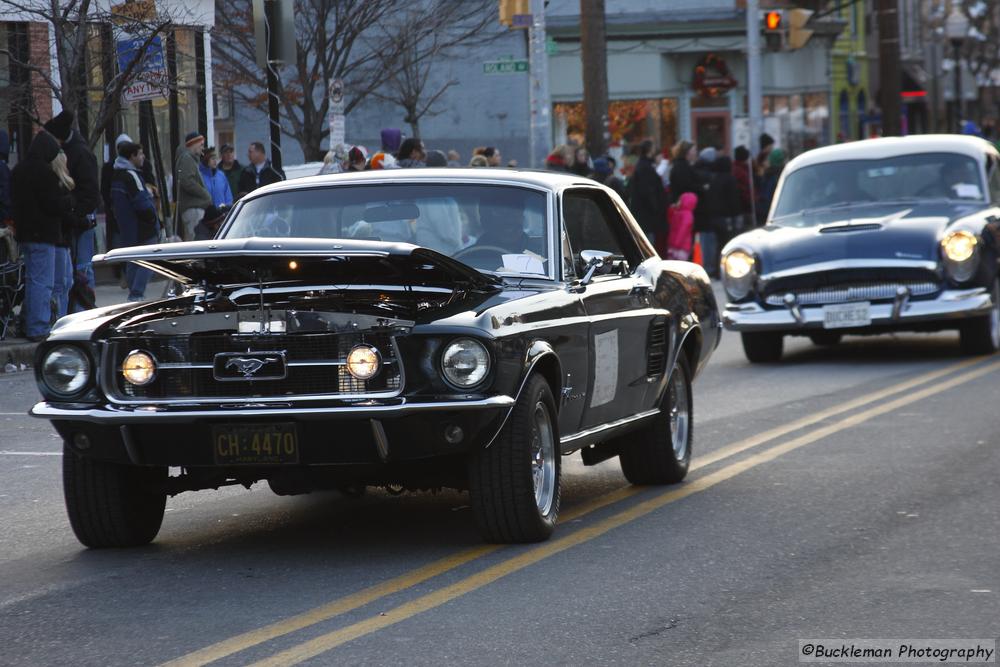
[218,144,242,198]
[626,140,666,243]
[704,155,742,277]
[11,131,73,340]
[44,110,100,312]
[237,142,284,198]
[732,145,754,227]
[111,142,159,301]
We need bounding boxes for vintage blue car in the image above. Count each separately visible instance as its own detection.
[722,136,1000,362]
[31,169,720,547]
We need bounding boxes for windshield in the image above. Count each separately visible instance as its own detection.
[223,184,550,277]
[772,152,985,222]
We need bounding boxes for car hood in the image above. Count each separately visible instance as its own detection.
[742,202,987,274]
[95,237,500,290]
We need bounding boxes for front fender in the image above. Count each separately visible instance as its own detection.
[483,342,562,448]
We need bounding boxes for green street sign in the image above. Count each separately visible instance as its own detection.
[483,59,529,75]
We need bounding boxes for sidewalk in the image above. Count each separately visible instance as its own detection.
[0,275,165,372]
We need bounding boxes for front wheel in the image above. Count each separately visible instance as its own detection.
[63,443,167,548]
[741,332,784,362]
[468,375,560,543]
[618,355,692,485]
[959,279,1000,355]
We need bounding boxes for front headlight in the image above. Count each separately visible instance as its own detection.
[122,350,156,386]
[722,249,757,300]
[441,338,490,389]
[41,346,91,397]
[941,230,980,282]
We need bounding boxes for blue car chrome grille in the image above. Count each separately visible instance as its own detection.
[764,281,940,306]
[104,333,402,401]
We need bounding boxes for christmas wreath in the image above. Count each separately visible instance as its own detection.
[692,53,737,98]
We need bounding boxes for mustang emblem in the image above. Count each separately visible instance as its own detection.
[225,356,281,378]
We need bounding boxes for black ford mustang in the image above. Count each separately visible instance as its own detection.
[31,170,720,547]
[722,136,1000,362]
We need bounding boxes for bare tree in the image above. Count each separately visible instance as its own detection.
[0,0,186,148]
[370,0,499,139]
[213,0,499,160]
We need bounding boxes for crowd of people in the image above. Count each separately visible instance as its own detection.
[0,112,794,340]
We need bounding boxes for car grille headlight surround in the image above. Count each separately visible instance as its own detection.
[41,345,91,397]
[441,338,490,389]
[346,345,382,381]
[941,230,980,282]
[122,350,157,386]
[722,249,757,300]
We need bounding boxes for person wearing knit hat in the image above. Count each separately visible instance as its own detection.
[345,146,367,171]
[44,108,101,312]
[174,130,212,240]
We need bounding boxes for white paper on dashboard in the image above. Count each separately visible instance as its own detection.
[502,253,545,275]
[953,183,982,199]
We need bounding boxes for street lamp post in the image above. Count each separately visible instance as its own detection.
[945,9,969,132]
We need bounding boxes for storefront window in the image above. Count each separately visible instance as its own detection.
[553,98,678,155]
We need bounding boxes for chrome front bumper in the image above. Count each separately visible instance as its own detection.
[723,287,993,332]
[30,395,516,424]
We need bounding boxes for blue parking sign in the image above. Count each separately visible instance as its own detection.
[116,36,165,74]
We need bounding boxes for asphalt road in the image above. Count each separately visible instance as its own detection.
[1,323,999,666]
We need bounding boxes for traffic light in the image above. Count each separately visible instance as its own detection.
[499,0,529,28]
[787,8,814,49]
[762,9,785,51]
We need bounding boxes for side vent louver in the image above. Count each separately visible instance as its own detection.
[647,317,669,377]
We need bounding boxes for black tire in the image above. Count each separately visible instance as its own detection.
[619,355,692,485]
[468,375,560,543]
[741,332,783,362]
[959,279,1000,355]
[809,332,842,347]
[63,442,167,548]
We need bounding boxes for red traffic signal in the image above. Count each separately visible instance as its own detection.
[764,10,783,31]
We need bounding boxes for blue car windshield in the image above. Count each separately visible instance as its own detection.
[772,152,986,223]
[223,183,550,277]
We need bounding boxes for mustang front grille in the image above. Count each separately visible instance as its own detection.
[764,281,940,307]
[104,333,402,401]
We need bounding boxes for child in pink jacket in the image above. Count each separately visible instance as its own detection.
[666,191,697,260]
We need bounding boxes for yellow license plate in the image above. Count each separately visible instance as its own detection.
[212,424,299,465]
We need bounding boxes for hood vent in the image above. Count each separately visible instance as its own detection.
[819,223,883,234]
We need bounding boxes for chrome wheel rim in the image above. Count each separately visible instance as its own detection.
[990,281,1000,349]
[669,367,691,460]
[530,401,556,516]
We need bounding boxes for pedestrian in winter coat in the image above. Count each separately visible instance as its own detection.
[545,145,572,172]
[345,146,367,172]
[666,191,697,260]
[626,140,667,242]
[11,131,74,340]
[175,131,212,241]
[668,141,704,204]
[43,110,100,312]
[732,145,754,225]
[704,155,742,277]
[218,144,242,198]
[199,147,233,207]
[0,130,10,224]
[102,134,145,254]
[237,141,284,199]
[425,150,448,167]
[380,128,402,156]
[759,148,786,222]
[111,142,159,301]
[396,138,426,168]
[591,157,626,200]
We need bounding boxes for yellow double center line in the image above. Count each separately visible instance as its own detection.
[162,356,994,667]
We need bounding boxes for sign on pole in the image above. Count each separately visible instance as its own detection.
[116,35,168,104]
[483,59,529,75]
[329,78,346,149]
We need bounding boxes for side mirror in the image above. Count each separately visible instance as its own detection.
[579,249,614,285]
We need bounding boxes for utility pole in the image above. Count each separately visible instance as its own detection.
[579,0,608,156]
[877,0,902,136]
[746,0,763,156]
[528,0,552,168]
[263,0,283,172]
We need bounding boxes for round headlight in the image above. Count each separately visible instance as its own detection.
[41,346,90,397]
[941,230,980,282]
[441,338,490,389]
[122,350,156,386]
[721,249,757,300]
[346,345,381,380]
